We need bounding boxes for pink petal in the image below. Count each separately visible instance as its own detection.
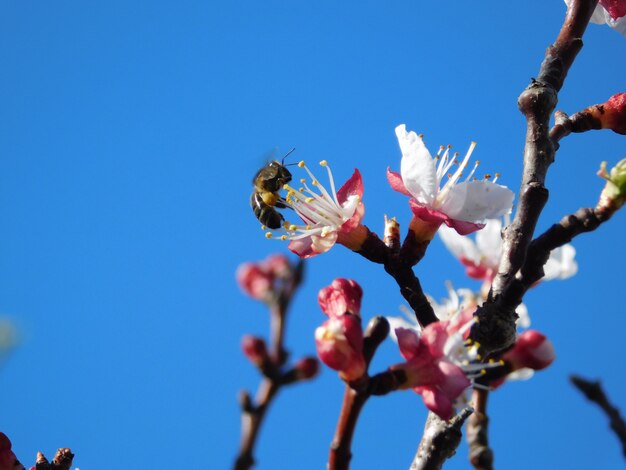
[444,218,485,236]
[386,168,412,196]
[419,387,454,420]
[288,236,318,259]
[408,200,448,224]
[420,321,449,357]
[437,361,471,398]
[337,169,364,203]
[395,327,421,361]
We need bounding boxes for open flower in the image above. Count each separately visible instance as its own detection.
[439,218,578,284]
[266,161,366,258]
[565,0,626,36]
[390,319,494,420]
[388,125,514,236]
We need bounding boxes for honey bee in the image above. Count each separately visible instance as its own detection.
[251,149,295,229]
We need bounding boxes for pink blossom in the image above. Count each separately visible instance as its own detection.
[318,278,363,317]
[274,161,365,258]
[315,314,366,382]
[241,335,269,366]
[391,322,476,420]
[502,330,556,372]
[388,125,514,236]
[235,253,292,301]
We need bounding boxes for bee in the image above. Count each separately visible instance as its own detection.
[251,149,295,229]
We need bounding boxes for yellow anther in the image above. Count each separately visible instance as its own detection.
[489,358,495,364]
[471,141,477,146]
[484,174,492,180]
[261,225,266,230]
[299,187,304,192]
[418,134,424,139]
[447,173,453,178]
[475,160,480,165]
[312,180,318,186]
[289,224,297,231]
[305,197,314,203]
[480,369,487,375]
[447,144,452,149]
[495,172,501,178]
[499,359,505,365]
[476,354,483,360]
[439,145,445,151]
[280,235,287,241]
[265,232,273,239]
[283,184,290,190]
[306,225,311,230]
[474,342,481,348]
[298,161,305,168]
[454,152,459,157]
[320,160,328,166]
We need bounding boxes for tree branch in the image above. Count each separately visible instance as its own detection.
[570,375,626,458]
[472,0,599,355]
[409,408,473,470]
[466,389,493,470]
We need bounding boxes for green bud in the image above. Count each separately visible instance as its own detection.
[598,158,626,210]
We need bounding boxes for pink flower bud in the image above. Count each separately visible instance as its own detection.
[241,335,269,366]
[318,278,363,317]
[236,263,273,300]
[264,254,291,278]
[601,93,626,135]
[315,314,366,382]
[295,356,320,380]
[503,330,556,371]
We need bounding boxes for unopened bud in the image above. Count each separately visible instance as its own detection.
[315,314,366,382]
[295,357,320,380]
[597,157,626,211]
[318,278,363,317]
[571,93,626,135]
[241,335,269,366]
[502,330,556,371]
[236,263,273,301]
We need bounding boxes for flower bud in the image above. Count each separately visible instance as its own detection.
[264,254,291,279]
[318,278,363,317]
[315,314,366,382]
[236,263,273,300]
[294,357,320,380]
[241,335,269,366]
[502,330,556,371]
[598,158,626,211]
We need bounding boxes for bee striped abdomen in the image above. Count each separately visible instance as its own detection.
[251,192,285,229]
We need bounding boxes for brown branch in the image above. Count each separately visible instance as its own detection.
[466,389,493,470]
[409,408,474,470]
[570,375,626,458]
[327,317,405,470]
[356,221,438,327]
[234,259,315,470]
[472,0,598,355]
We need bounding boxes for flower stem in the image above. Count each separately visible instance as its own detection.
[328,386,369,470]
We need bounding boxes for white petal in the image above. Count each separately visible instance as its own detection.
[396,125,437,205]
[475,218,503,267]
[515,303,531,329]
[543,244,578,280]
[439,224,481,263]
[506,368,535,382]
[440,181,514,222]
[606,13,626,36]
[386,315,419,343]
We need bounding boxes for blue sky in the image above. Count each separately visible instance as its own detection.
[0,1,624,469]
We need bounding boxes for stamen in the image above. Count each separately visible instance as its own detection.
[280,235,287,240]
[298,161,305,168]
[320,160,328,166]
[265,232,273,239]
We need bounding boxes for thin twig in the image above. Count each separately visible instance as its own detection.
[570,375,626,458]
[466,389,493,470]
[409,408,474,470]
